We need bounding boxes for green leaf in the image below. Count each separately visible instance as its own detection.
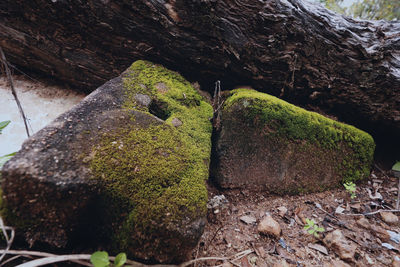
[90,251,110,267]
[114,253,127,267]
[306,218,314,225]
[0,152,16,168]
[393,162,400,172]
[0,120,10,134]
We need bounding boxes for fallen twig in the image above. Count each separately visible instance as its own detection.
[374,164,390,180]
[231,249,253,260]
[0,249,253,267]
[179,256,227,267]
[0,47,30,137]
[0,217,14,263]
[337,209,400,216]
[16,254,91,267]
[212,80,222,130]
[0,250,91,267]
[0,255,23,266]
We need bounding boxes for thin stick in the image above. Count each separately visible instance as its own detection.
[193,241,200,267]
[15,254,91,267]
[0,217,15,262]
[0,47,30,137]
[374,164,390,179]
[179,257,227,267]
[0,255,23,266]
[337,209,400,216]
[0,250,91,267]
[212,80,222,129]
[230,249,253,262]
[1,249,252,267]
[397,177,400,210]
[179,250,252,267]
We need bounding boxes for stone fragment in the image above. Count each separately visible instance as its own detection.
[171,117,183,127]
[240,256,252,267]
[365,254,374,265]
[356,217,370,229]
[277,206,288,217]
[1,60,213,263]
[393,257,400,267]
[154,82,169,94]
[258,213,281,238]
[323,230,356,261]
[371,225,390,242]
[207,195,228,209]
[377,254,393,265]
[134,93,151,107]
[308,243,328,255]
[240,215,257,225]
[212,89,375,193]
[272,259,291,267]
[381,212,399,225]
[222,261,233,267]
[323,259,351,267]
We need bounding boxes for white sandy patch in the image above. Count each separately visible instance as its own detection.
[0,76,86,155]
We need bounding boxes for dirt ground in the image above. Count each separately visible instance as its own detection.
[196,165,400,267]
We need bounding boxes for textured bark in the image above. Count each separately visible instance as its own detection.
[0,0,399,149]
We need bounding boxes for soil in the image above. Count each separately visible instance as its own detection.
[196,165,400,267]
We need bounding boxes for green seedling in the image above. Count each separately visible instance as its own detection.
[90,251,127,267]
[304,218,325,238]
[393,161,400,178]
[0,120,10,134]
[343,181,357,199]
[0,120,15,168]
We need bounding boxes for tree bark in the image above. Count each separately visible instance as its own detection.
[0,0,399,152]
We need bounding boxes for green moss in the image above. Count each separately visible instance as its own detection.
[89,60,213,252]
[224,89,375,183]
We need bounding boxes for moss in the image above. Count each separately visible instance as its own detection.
[224,89,375,183]
[89,60,213,253]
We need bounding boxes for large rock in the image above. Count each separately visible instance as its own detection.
[1,60,213,263]
[212,89,375,194]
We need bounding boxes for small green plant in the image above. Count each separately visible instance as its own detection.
[0,120,15,169]
[343,181,357,199]
[90,251,127,267]
[0,120,10,133]
[304,218,325,238]
[393,161,400,172]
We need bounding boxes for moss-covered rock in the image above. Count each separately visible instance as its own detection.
[90,61,213,261]
[1,60,213,263]
[212,89,375,194]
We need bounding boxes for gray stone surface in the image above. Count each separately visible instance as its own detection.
[212,89,375,194]
[1,61,213,263]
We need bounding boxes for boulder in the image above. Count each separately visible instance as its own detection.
[212,89,375,194]
[1,60,213,263]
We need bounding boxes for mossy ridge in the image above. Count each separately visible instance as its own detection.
[90,60,213,254]
[224,89,375,183]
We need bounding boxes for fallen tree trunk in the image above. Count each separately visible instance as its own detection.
[0,0,399,152]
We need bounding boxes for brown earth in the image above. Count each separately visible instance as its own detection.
[196,165,400,267]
